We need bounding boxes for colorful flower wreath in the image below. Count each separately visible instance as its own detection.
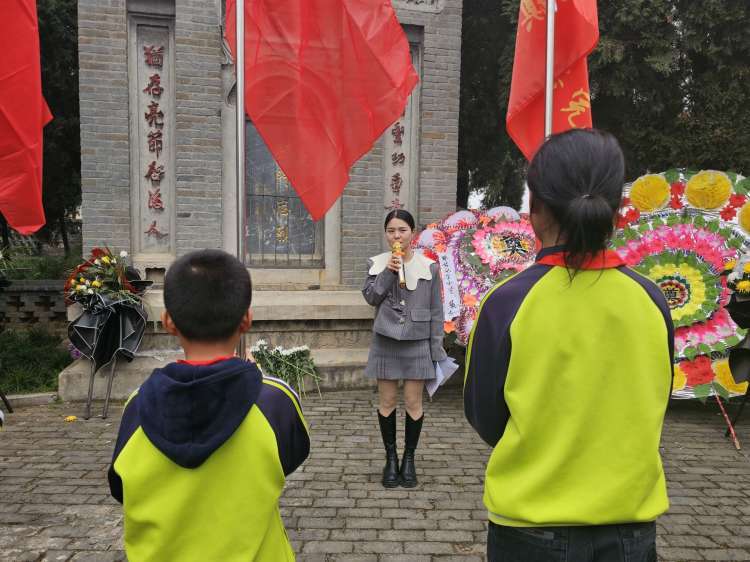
[614,169,750,399]
[415,208,537,345]
[64,247,143,308]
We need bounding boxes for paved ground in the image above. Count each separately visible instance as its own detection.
[0,388,749,562]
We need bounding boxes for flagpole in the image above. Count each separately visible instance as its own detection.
[544,0,555,137]
[236,0,247,358]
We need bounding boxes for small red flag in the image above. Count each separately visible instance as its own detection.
[226,0,418,221]
[0,0,52,234]
[506,0,598,160]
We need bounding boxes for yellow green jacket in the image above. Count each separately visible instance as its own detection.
[108,358,309,561]
[464,246,673,527]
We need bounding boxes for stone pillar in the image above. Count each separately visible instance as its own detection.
[127,2,176,275]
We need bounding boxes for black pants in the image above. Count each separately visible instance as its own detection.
[487,521,657,562]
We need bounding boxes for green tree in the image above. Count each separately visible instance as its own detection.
[458,1,750,210]
[673,0,750,174]
[457,0,525,210]
[589,1,683,180]
[37,0,80,254]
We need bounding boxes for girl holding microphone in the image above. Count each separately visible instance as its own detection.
[362,209,446,488]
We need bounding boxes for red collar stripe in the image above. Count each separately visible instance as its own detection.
[177,356,235,366]
[536,250,625,270]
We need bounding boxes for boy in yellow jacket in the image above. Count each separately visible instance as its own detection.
[109,249,309,561]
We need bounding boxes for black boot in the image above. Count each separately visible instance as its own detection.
[377,410,400,488]
[399,413,423,488]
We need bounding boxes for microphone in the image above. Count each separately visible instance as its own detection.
[392,241,406,288]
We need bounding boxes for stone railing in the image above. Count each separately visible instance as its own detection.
[0,280,68,337]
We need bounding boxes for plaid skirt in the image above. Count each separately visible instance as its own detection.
[365,333,436,380]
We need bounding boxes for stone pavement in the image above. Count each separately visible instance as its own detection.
[0,388,749,562]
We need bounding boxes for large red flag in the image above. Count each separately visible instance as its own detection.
[506,0,598,160]
[0,0,52,234]
[226,0,418,220]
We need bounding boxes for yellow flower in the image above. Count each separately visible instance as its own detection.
[685,170,732,209]
[672,365,687,392]
[739,202,750,234]
[91,280,102,288]
[629,174,670,212]
[737,280,750,293]
[101,256,111,265]
[64,415,77,422]
[647,263,705,322]
[744,263,750,274]
[713,360,749,395]
[725,259,737,271]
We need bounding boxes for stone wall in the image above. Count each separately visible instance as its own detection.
[0,281,68,337]
[78,0,462,290]
[340,0,463,287]
[78,0,131,255]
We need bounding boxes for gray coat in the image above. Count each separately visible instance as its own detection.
[362,259,447,362]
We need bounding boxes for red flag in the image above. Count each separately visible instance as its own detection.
[0,0,52,234]
[506,0,598,160]
[226,0,418,220]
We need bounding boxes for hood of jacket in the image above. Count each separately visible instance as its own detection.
[137,358,263,468]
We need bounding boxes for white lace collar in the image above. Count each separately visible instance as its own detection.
[368,250,434,291]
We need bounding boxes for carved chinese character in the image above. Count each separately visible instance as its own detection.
[145,101,164,129]
[390,173,403,194]
[148,188,165,211]
[391,122,405,145]
[144,220,168,239]
[144,45,164,68]
[143,74,164,97]
[391,152,406,166]
[385,198,404,210]
[147,130,163,157]
[144,161,165,185]
[277,199,289,217]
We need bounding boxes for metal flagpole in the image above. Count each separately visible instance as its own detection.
[544,0,556,137]
[236,0,247,359]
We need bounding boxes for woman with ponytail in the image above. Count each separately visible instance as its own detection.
[465,129,673,562]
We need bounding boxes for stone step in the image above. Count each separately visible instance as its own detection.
[57,347,372,402]
[309,348,371,391]
[94,289,377,352]
[136,325,374,352]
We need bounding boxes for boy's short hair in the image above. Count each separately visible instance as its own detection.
[164,249,252,341]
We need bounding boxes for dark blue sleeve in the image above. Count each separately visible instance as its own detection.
[464,265,551,447]
[108,394,142,504]
[256,379,310,476]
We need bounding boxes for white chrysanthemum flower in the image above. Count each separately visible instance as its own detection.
[87,289,94,295]
[120,251,128,258]
[729,272,741,283]
[94,259,101,265]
